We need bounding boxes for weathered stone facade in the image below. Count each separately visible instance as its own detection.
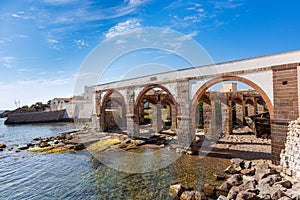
[94,51,300,164]
[280,118,300,180]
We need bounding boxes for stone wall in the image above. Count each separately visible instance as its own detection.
[280,117,300,180]
[4,109,69,124]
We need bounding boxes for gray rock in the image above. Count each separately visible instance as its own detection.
[274,180,292,189]
[227,174,243,186]
[257,184,278,197]
[241,168,256,176]
[244,160,252,169]
[243,175,256,182]
[217,195,228,200]
[239,180,257,192]
[259,194,272,200]
[219,181,232,192]
[292,182,300,190]
[230,158,244,169]
[224,165,238,174]
[278,197,292,200]
[271,190,288,200]
[259,174,282,186]
[227,186,240,200]
[236,191,260,200]
[255,163,270,173]
[286,189,300,200]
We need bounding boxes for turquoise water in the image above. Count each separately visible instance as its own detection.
[0,118,230,200]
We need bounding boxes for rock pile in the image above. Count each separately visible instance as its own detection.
[211,158,300,199]
[169,184,205,200]
[280,118,300,180]
[170,158,300,200]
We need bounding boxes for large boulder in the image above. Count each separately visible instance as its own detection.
[259,174,282,186]
[227,174,243,186]
[236,191,260,200]
[271,190,289,200]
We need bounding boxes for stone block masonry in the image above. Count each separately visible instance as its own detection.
[280,117,300,180]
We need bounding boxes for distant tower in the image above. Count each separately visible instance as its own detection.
[220,83,237,92]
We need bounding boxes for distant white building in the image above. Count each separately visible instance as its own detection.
[50,86,95,121]
[83,86,94,100]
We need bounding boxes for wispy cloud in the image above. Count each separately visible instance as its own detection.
[166,0,243,30]
[46,33,61,50]
[41,0,79,5]
[73,39,88,48]
[215,0,244,9]
[105,19,141,39]
[0,56,15,68]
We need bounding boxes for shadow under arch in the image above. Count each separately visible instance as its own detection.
[101,90,127,131]
[135,84,178,128]
[191,76,274,129]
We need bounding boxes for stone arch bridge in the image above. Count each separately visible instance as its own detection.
[93,50,300,164]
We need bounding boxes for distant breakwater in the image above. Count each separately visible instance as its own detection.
[4,109,73,124]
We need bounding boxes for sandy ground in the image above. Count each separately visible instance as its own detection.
[209,133,272,162]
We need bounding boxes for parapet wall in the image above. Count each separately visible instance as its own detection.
[280,117,300,180]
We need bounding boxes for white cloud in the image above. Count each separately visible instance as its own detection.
[11,13,21,18]
[0,57,15,68]
[215,0,243,9]
[105,19,141,39]
[125,0,143,7]
[46,33,61,50]
[73,39,88,48]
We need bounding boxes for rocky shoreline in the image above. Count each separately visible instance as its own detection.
[1,128,295,200]
[170,158,300,200]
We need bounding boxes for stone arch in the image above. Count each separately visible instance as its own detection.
[136,84,177,113]
[101,90,127,131]
[135,84,178,130]
[191,76,274,122]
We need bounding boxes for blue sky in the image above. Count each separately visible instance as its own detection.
[0,0,300,109]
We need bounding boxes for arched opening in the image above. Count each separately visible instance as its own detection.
[191,76,273,160]
[191,76,274,137]
[136,85,177,135]
[101,90,127,132]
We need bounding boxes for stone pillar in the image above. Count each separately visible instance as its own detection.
[126,88,139,137]
[221,96,233,134]
[95,91,102,132]
[171,105,177,130]
[152,103,163,133]
[139,103,145,124]
[245,99,256,116]
[203,99,212,134]
[256,99,265,114]
[235,100,244,125]
[176,80,193,147]
[271,63,299,164]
